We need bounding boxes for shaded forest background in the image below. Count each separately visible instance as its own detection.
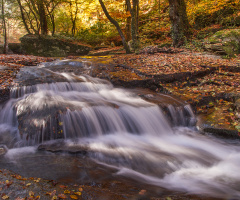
[1,0,240,53]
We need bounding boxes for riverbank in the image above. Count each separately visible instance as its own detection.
[111,48,240,134]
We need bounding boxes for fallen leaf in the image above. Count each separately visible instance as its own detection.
[64,190,71,194]
[70,195,78,199]
[58,194,67,199]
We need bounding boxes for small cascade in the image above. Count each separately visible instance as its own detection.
[0,70,196,148]
[1,76,186,146]
[61,105,172,139]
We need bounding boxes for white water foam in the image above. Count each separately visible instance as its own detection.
[62,129,240,198]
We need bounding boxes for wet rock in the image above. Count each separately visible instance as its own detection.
[38,140,88,154]
[0,145,8,155]
[203,127,240,139]
[0,88,10,104]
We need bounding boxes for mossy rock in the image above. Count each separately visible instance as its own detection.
[20,34,92,57]
[8,43,22,54]
[204,29,240,57]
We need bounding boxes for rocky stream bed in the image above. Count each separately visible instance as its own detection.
[0,50,240,200]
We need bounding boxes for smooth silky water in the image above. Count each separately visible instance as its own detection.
[0,59,240,198]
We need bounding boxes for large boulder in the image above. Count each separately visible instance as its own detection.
[20,34,92,57]
[204,29,240,57]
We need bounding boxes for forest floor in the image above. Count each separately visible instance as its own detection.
[111,48,240,133]
[0,49,240,199]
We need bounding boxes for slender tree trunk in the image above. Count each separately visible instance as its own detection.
[2,0,7,54]
[17,0,31,34]
[158,0,160,15]
[168,0,190,47]
[51,14,55,36]
[45,5,55,36]
[99,0,131,54]
[136,0,139,33]
[70,0,78,36]
[44,0,60,36]
[125,0,131,41]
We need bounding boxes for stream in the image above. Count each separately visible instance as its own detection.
[0,58,240,199]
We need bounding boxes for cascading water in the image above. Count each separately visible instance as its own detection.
[0,59,240,199]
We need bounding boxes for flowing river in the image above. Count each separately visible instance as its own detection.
[0,59,240,199]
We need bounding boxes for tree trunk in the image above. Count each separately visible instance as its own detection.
[51,14,55,36]
[69,0,78,36]
[99,0,131,54]
[2,0,7,54]
[125,0,131,41]
[45,5,55,36]
[126,0,139,52]
[37,0,48,35]
[136,0,139,33]
[17,0,31,34]
[168,0,190,47]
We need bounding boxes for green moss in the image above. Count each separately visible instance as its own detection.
[205,28,240,57]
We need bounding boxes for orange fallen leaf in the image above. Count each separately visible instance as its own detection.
[74,192,81,196]
[70,195,78,199]
[58,194,67,199]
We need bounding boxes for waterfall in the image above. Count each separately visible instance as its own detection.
[1,59,240,199]
[0,74,195,146]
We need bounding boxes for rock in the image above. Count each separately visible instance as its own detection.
[0,88,10,104]
[128,40,141,52]
[204,29,240,57]
[38,140,88,154]
[20,34,92,57]
[8,43,22,54]
[235,98,240,113]
[203,127,240,139]
[0,145,8,155]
